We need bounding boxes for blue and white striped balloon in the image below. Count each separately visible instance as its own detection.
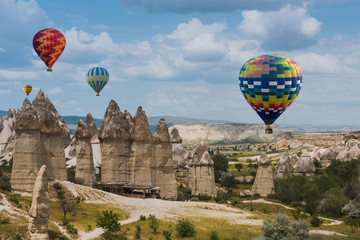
[86,67,109,96]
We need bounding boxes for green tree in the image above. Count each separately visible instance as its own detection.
[318,188,348,217]
[256,214,309,240]
[235,163,243,172]
[342,201,360,232]
[96,210,121,233]
[221,175,236,191]
[275,175,307,203]
[55,190,79,221]
[212,154,229,182]
[176,218,196,238]
[148,214,159,234]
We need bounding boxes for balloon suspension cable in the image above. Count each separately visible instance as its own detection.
[47,68,52,72]
[265,125,273,134]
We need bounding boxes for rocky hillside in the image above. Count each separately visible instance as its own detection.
[169,123,283,144]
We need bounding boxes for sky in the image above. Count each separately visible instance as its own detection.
[0,0,360,126]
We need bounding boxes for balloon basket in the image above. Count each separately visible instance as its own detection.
[47,68,52,72]
[265,126,273,134]
[96,93,99,96]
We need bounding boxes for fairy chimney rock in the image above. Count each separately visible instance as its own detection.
[275,151,293,180]
[293,152,316,176]
[75,120,96,187]
[153,118,177,199]
[170,127,182,143]
[252,152,275,197]
[85,113,98,137]
[28,165,50,240]
[188,144,217,196]
[99,100,131,182]
[11,99,42,192]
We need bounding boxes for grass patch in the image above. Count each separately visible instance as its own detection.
[50,202,129,232]
[123,216,261,240]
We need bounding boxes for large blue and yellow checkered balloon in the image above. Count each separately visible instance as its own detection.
[86,67,109,96]
[239,55,302,127]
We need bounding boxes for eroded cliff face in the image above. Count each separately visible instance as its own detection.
[75,120,96,187]
[153,118,177,199]
[99,100,131,182]
[11,99,42,192]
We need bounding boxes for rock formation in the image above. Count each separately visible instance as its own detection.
[11,99,42,192]
[293,152,316,176]
[37,95,66,181]
[28,165,50,240]
[0,109,16,160]
[153,118,177,199]
[188,144,217,197]
[129,106,154,185]
[98,100,131,182]
[171,128,190,185]
[75,120,96,187]
[275,151,292,180]
[32,90,72,148]
[252,152,274,197]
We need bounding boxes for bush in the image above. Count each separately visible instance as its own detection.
[0,217,10,224]
[310,214,323,227]
[197,194,212,202]
[235,163,243,172]
[221,174,236,190]
[96,210,121,233]
[149,214,159,234]
[210,231,220,240]
[135,225,141,239]
[139,215,146,221]
[212,154,229,182]
[0,175,11,191]
[318,188,348,217]
[163,229,172,240]
[176,218,196,238]
[256,214,309,240]
[8,194,20,205]
[53,182,63,190]
[65,223,78,234]
[275,175,307,203]
[67,165,76,182]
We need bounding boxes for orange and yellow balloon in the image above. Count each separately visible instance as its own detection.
[23,85,32,96]
[33,28,66,72]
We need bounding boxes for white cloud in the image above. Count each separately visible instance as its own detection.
[0,48,5,53]
[0,70,38,80]
[237,5,322,50]
[0,90,12,94]
[48,87,63,95]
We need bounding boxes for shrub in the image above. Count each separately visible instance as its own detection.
[0,175,11,191]
[310,214,323,227]
[318,188,348,217]
[139,215,146,221]
[8,194,20,205]
[65,223,78,234]
[135,225,141,239]
[163,229,172,240]
[197,194,212,202]
[96,210,121,233]
[176,218,196,238]
[0,217,10,224]
[53,182,62,190]
[148,214,159,234]
[210,231,220,240]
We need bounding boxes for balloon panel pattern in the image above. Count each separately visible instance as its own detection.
[33,28,66,69]
[23,85,32,96]
[86,67,109,94]
[239,55,302,125]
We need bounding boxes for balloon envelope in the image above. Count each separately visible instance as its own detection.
[33,28,66,72]
[23,85,32,96]
[86,67,109,96]
[239,55,302,126]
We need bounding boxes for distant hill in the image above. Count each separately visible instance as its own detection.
[0,109,358,134]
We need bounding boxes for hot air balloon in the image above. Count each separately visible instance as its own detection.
[86,67,109,96]
[23,85,32,96]
[239,55,302,134]
[33,28,66,72]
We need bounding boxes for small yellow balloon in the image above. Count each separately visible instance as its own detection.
[23,85,32,96]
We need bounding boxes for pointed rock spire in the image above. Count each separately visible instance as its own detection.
[153,118,170,143]
[131,106,152,142]
[75,120,92,139]
[15,99,40,130]
[85,113,98,137]
[170,127,182,143]
[98,100,130,140]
